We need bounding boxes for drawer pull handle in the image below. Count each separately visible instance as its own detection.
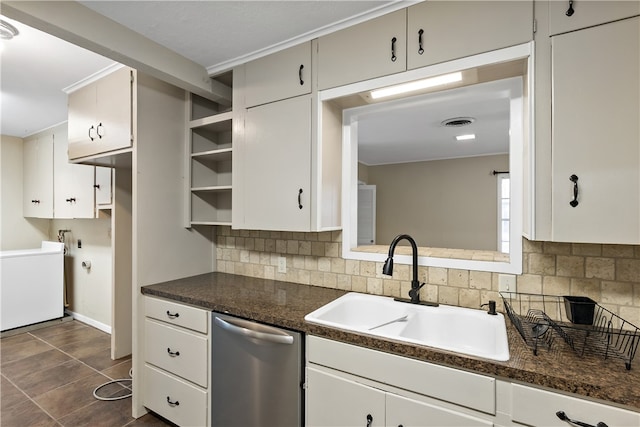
[569,174,579,207]
[565,0,575,17]
[418,29,424,55]
[88,125,95,141]
[166,396,180,406]
[167,348,180,357]
[96,122,104,139]
[556,411,608,427]
[166,310,180,319]
[299,64,304,86]
[66,197,76,203]
[391,37,397,62]
[366,414,373,427]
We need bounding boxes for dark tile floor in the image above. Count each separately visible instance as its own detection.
[1,320,174,426]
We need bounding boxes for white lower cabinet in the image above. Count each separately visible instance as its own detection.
[143,296,210,426]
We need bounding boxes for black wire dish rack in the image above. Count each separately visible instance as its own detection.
[500,292,640,370]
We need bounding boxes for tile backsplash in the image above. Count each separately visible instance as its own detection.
[216,227,640,326]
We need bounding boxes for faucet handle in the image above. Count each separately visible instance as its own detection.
[408,282,425,301]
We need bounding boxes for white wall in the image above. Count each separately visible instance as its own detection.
[0,135,50,250]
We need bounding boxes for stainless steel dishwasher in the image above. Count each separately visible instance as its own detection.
[211,312,303,427]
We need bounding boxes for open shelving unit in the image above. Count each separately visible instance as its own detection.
[186,71,233,226]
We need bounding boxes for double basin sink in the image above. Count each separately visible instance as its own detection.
[305,292,509,361]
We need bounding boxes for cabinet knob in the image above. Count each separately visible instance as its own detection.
[418,29,424,55]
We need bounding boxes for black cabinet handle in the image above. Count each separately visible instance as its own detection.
[65,197,76,203]
[166,310,180,319]
[556,410,608,427]
[418,29,424,55]
[566,0,575,16]
[391,37,397,62]
[167,347,180,357]
[31,199,40,204]
[298,188,303,209]
[569,174,579,207]
[96,122,104,139]
[299,64,304,85]
[88,125,95,141]
[166,396,180,406]
[366,414,373,427]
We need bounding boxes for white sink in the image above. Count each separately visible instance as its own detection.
[305,292,509,361]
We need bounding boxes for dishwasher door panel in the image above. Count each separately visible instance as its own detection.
[211,313,302,427]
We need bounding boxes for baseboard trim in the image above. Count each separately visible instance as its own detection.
[64,309,111,334]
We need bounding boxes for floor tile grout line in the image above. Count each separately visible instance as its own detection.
[1,372,64,426]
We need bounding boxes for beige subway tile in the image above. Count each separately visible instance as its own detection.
[331,257,346,274]
[305,232,319,241]
[258,253,269,265]
[360,261,378,277]
[393,264,411,281]
[521,253,529,274]
[572,243,601,256]
[225,236,236,248]
[616,258,640,282]
[570,278,601,301]
[428,267,447,285]
[270,253,279,266]
[523,238,543,254]
[240,250,250,263]
[323,272,338,289]
[367,278,383,294]
[310,270,324,287]
[292,255,305,269]
[439,286,459,305]
[556,255,585,277]
[275,239,286,253]
[352,276,367,293]
[318,257,331,272]
[281,232,293,240]
[264,265,276,280]
[286,240,298,254]
[298,241,311,255]
[254,238,265,252]
[448,269,469,288]
[311,242,325,257]
[634,283,640,307]
[337,274,352,290]
[619,306,640,328]
[601,281,634,306]
[543,242,571,255]
[239,230,252,238]
[265,239,276,252]
[528,253,556,275]
[259,231,270,239]
[459,289,480,309]
[325,242,340,258]
[603,244,635,258]
[424,284,438,304]
[249,251,260,264]
[542,276,571,295]
[469,271,492,290]
[296,269,310,285]
[304,256,318,271]
[318,232,332,242]
[585,257,615,280]
[383,279,401,297]
[231,249,241,262]
[517,274,542,294]
[345,259,360,276]
[218,226,230,237]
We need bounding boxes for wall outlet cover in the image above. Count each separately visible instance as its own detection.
[498,274,517,293]
[278,256,286,273]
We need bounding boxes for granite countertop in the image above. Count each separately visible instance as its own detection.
[142,272,640,412]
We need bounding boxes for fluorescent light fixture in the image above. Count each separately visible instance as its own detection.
[370,72,463,99]
[456,134,476,141]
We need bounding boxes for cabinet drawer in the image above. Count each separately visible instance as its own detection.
[143,364,207,427]
[145,296,208,333]
[511,383,640,426]
[307,336,495,414]
[548,0,639,36]
[145,319,208,387]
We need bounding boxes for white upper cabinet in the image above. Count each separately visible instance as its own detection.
[68,66,133,160]
[407,0,534,70]
[244,42,311,108]
[551,16,639,243]
[317,9,407,90]
[53,126,96,219]
[548,0,640,36]
[22,131,54,218]
[240,95,312,231]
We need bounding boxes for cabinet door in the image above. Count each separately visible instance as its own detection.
[317,9,406,90]
[67,82,96,158]
[551,17,640,243]
[22,133,54,218]
[245,42,311,107]
[407,1,533,70]
[386,393,493,427]
[95,167,112,206]
[54,127,96,219]
[306,367,386,427]
[241,95,311,231]
[549,0,640,36]
[95,67,133,154]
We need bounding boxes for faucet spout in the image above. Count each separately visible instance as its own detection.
[383,234,424,304]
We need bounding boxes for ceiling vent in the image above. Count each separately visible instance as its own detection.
[0,20,19,40]
[441,117,475,127]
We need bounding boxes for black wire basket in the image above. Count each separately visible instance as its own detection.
[500,292,640,370]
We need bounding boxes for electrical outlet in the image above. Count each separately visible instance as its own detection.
[277,256,286,273]
[498,274,517,293]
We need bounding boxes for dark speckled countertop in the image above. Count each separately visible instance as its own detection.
[142,272,640,412]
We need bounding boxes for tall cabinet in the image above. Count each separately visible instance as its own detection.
[22,130,54,218]
[551,16,640,243]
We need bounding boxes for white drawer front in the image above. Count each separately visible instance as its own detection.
[145,296,208,334]
[512,383,640,427]
[143,364,207,427]
[307,336,495,415]
[145,318,208,387]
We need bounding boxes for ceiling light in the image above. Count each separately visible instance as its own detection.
[456,134,476,141]
[0,20,19,40]
[370,72,462,99]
